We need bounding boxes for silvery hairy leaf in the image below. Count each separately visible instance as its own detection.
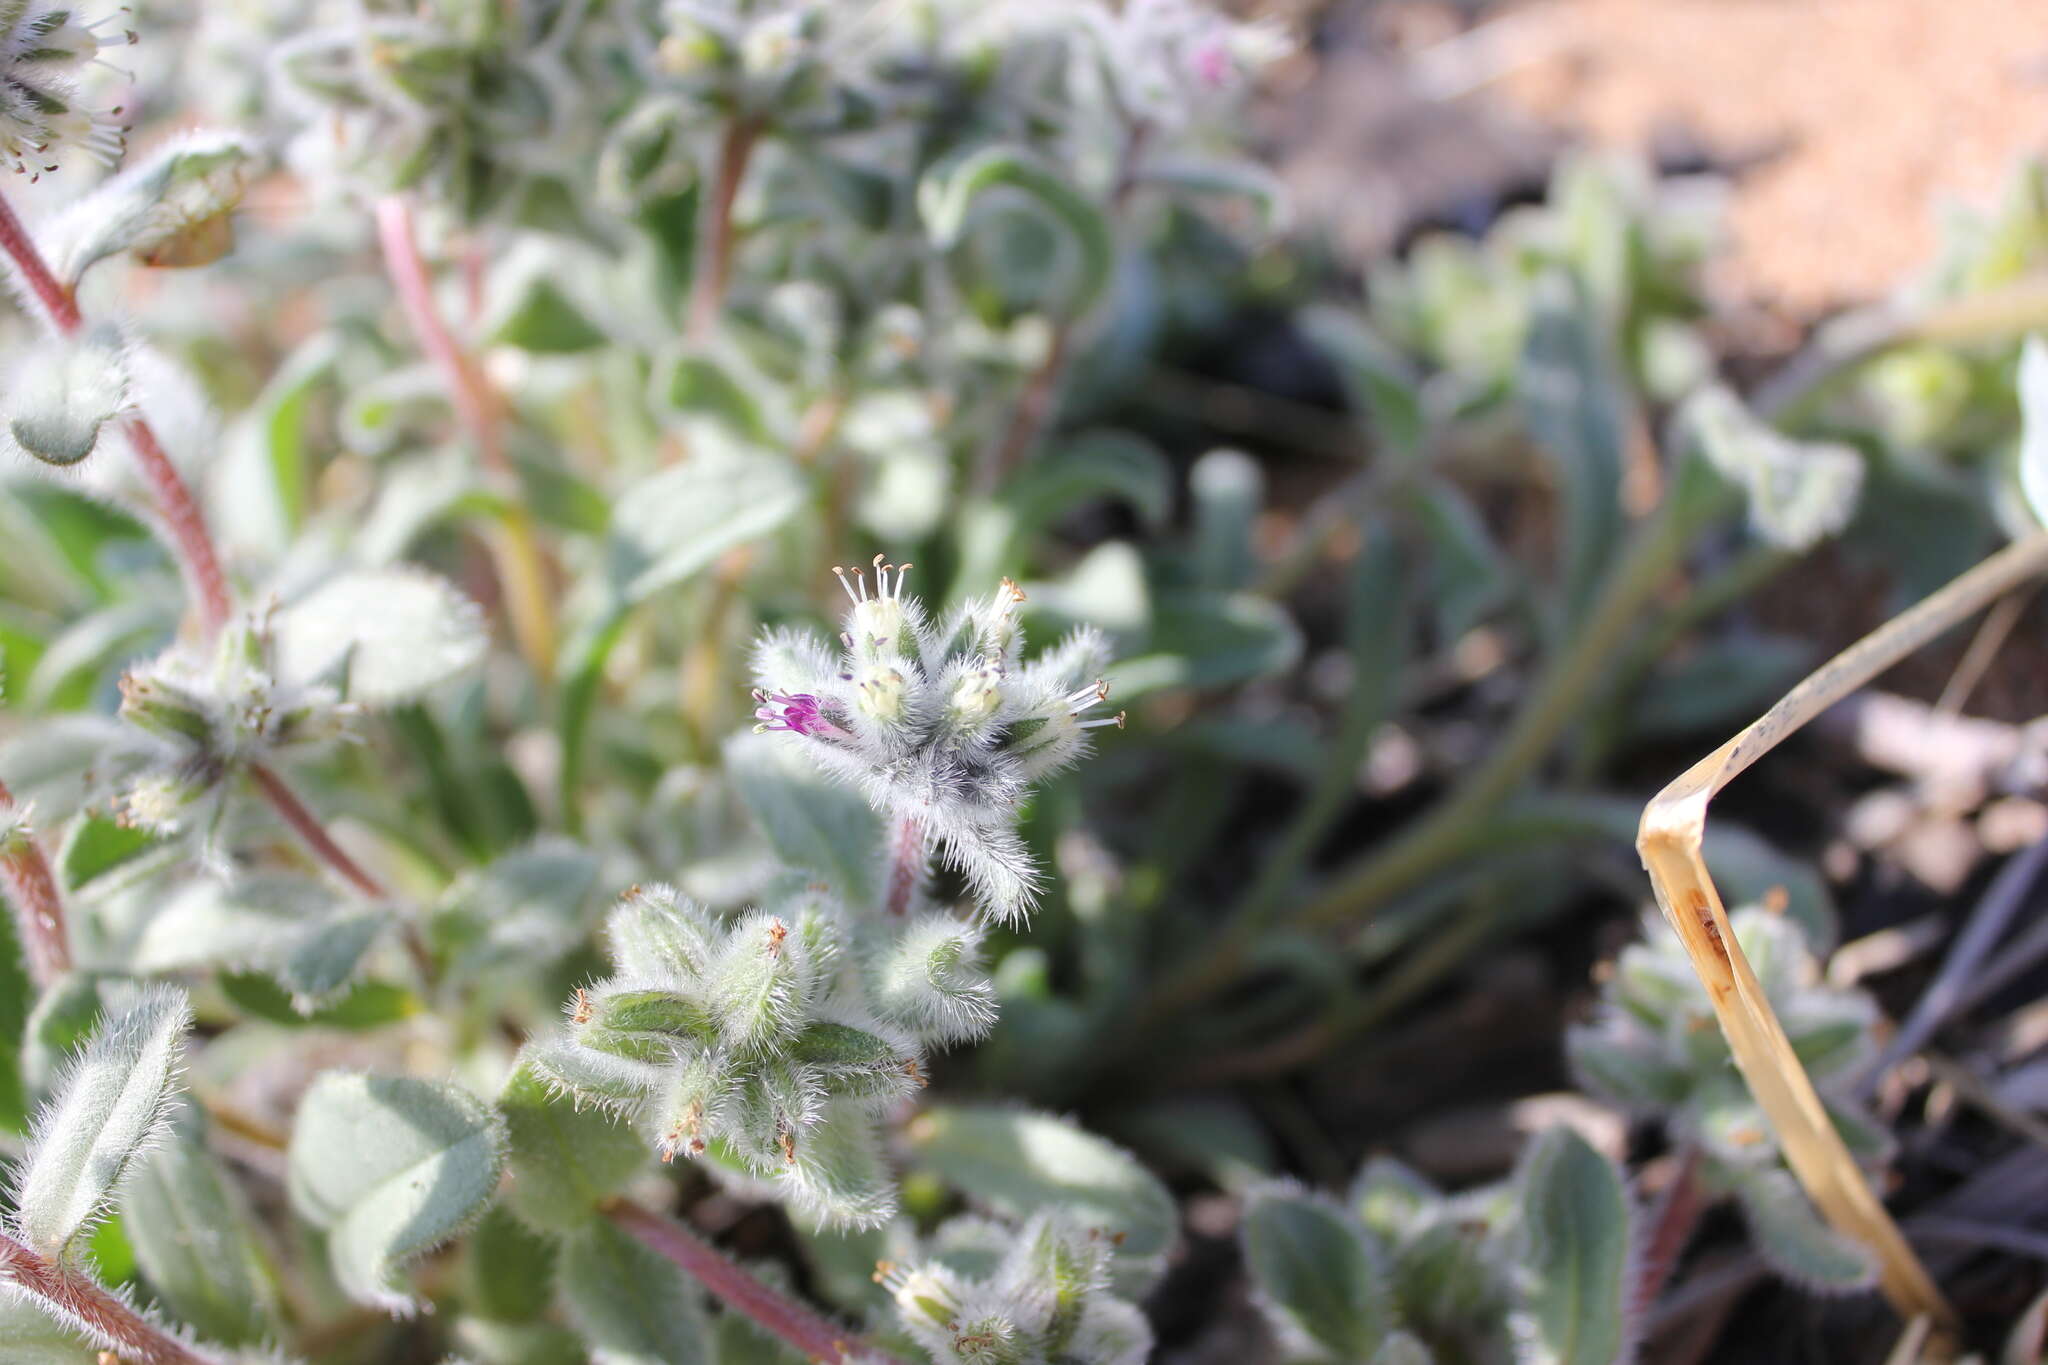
[12,984,190,1259]
[287,1072,508,1313]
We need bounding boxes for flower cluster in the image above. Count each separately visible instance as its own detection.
[0,0,130,177]
[535,880,997,1227]
[115,608,362,836]
[752,558,1121,922]
[882,1212,1152,1365]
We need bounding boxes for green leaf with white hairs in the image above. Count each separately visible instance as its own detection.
[0,1287,97,1365]
[521,1036,667,1114]
[48,131,260,284]
[556,1217,712,1365]
[4,325,129,468]
[271,567,487,704]
[871,913,997,1046]
[607,453,805,605]
[119,1098,279,1345]
[921,146,1114,316]
[724,730,882,908]
[2019,335,2048,528]
[464,1202,557,1325]
[287,1072,508,1313]
[1732,1168,1877,1295]
[12,984,189,1258]
[1514,1126,1637,1365]
[1240,1184,1391,1361]
[436,838,602,975]
[498,1055,647,1233]
[906,1105,1177,1292]
[785,1098,895,1230]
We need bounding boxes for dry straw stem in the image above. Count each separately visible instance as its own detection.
[1638,531,2048,1337]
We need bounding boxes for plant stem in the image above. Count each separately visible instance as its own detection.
[686,116,762,345]
[985,321,1074,489]
[1,1228,222,1364]
[1136,491,1709,1030]
[883,813,927,918]
[1635,1144,1707,1316]
[0,188,232,637]
[247,762,387,901]
[374,195,557,683]
[606,1201,904,1365]
[0,779,68,986]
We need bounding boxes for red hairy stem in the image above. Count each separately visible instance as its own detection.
[883,813,927,918]
[374,196,506,475]
[686,116,762,344]
[607,1201,904,1365]
[247,762,387,901]
[0,1228,222,1364]
[0,189,232,636]
[1636,1144,1708,1316]
[121,416,233,636]
[0,779,69,986]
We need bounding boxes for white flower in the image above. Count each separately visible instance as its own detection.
[0,0,132,176]
[752,557,1122,923]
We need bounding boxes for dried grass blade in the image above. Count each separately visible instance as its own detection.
[1637,532,2048,1331]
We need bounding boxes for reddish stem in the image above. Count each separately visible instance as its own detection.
[883,813,927,918]
[0,188,231,636]
[0,779,69,986]
[1636,1144,1708,1316]
[121,416,233,636]
[374,196,506,475]
[1,1228,222,1364]
[607,1201,903,1365]
[686,117,762,345]
[247,762,387,901]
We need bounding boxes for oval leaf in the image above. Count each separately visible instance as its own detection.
[287,1072,508,1313]
[272,567,487,704]
[1241,1184,1390,1361]
[1514,1126,1637,1365]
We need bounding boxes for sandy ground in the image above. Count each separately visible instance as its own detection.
[1493,0,2048,310]
[1281,0,2048,314]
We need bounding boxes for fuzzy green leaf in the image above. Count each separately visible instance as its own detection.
[907,1106,1177,1291]
[556,1218,712,1365]
[5,326,129,468]
[1241,1185,1390,1361]
[607,454,805,605]
[465,1202,558,1326]
[0,1287,96,1365]
[499,1056,647,1232]
[119,1098,277,1344]
[288,1072,508,1313]
[1515,1127,1637,1365]
[1733,1168,1877,1296]
[725,730,882,910]
[272,567,487,704]
[13,984,189,1258]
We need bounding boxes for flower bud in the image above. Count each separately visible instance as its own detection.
[118,670,214,748]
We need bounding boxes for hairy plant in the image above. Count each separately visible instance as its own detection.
[1569,903,1889,1297]
[1241,1128,1638,1365]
